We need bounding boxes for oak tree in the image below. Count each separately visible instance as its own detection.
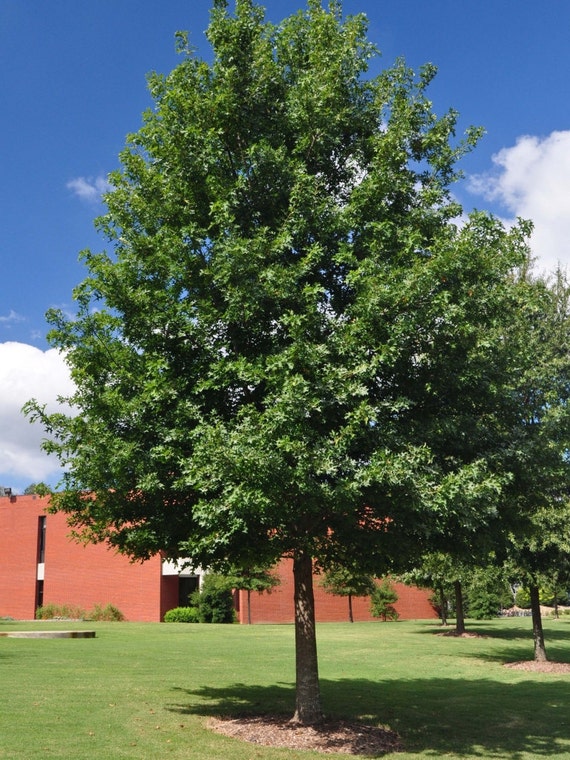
[27,0,531,723]
[498,270,570,661]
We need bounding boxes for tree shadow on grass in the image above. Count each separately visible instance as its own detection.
[420,621,570,665]
[420,620,570,643]
[459,643,570,666]
[169,676,570,757]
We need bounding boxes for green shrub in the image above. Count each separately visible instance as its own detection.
[370,580,399,621]
[88,603,125,622]
[197,574,236,623]
[36,603,86,620]
[36,602,125,621]
[164,606,200,623]
[164,575,237,624]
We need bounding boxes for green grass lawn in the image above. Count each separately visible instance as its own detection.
[1,616,570,759]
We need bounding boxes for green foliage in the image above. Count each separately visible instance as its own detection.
[402,552,459,625]
[501,271,570,610]
[23,0,548,722]
[465,568,513,620]
[23,0,529,577]
[320,565,376,598]
[163,606,200,623]
[370,580,399,621]
[225,564,281,594]
[320,564,376,622]
[23,482,52,496]
[514,583,568,610]
[225,562,281,623]
[515,586,532,609]
[193,574,236,624]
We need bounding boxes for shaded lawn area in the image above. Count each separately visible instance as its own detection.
[1,617,570,758]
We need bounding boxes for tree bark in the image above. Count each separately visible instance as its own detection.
[439,586,448,626]
[348,594,354,623]
[529,583,548,662]
[454,580,466,635]
[291,550,324,725]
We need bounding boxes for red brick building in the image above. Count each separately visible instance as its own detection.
[0,493,436,623]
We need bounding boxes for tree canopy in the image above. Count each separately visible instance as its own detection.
[499,269,570,660]
[26,0,544,723]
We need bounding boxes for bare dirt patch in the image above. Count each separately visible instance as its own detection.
[504,661,570,673]
[208,715,401,755]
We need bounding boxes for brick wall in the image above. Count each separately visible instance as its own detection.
[1,495,437,624]
[0,494,46,619]
[0,495,165,621]
[237,557,437,624]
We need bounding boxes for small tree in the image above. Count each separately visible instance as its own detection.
[370,580,399,622]
[320,565,376,623]
[403,553,462,628]
[226,563,281,624]
[465,565,513,620]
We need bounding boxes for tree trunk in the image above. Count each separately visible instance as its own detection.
[348,594,354,623]
[454,580,466,635]
[439,586,448,626]
[247,589,252,625]
[529,583,548,662]
[291,550,324,725]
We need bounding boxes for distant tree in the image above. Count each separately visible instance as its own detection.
[404,553,471,631]
[226,563,280,624]
[370,580,399,622]
[514,576,569,614]
[320,565,376,623]
[403,553,455,626]
[24,482,52,496]
[465,565,513,620]
[544,567,570,618]
[500,269,570,661]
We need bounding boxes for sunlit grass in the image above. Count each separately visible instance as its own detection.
[1,617,570,758]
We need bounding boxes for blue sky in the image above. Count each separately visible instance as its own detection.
[2,0,570,492]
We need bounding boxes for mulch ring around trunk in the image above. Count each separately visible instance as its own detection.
[208,714,402,755]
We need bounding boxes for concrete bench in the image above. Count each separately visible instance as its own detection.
[0,630,96,638]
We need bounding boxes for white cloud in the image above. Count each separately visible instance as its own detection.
[0,310,25,325]
[469,130,570,275]
[67,175,112,203]
[0,342,75,492]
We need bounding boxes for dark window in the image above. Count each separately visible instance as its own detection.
[36,580,44,611]
[179,576,199,607]
[37,516,46,563]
